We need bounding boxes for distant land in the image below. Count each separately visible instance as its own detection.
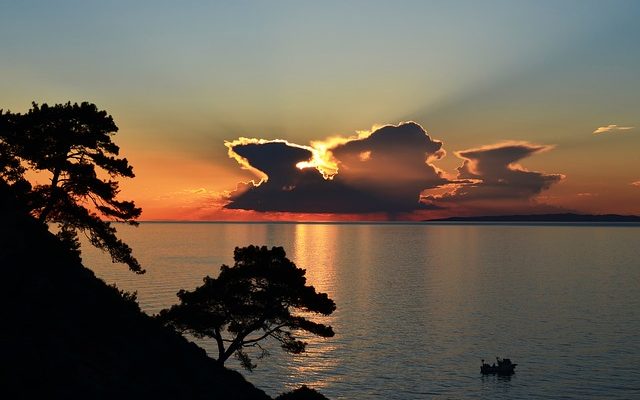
[427,213,640,223]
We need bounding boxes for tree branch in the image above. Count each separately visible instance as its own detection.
[241,323,288,345]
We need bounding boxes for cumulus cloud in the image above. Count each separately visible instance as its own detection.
[632,181,640,187]
[423,142,563,211]
[593,124,634,135]
[225,122,447,214]
[223,124,563,217]
[330,122,448,203]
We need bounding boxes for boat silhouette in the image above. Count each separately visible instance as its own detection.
[481,357,517,375]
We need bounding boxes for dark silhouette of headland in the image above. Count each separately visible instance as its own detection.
[0,181,270,399]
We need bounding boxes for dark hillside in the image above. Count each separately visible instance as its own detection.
[0,182,269,399]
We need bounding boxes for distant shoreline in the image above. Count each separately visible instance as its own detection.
[426,213,640,223]
[122,213,640,226]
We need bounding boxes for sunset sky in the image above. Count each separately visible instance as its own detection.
[2,1,639,220]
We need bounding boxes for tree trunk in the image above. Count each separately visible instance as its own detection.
[213,329,226,365]
[219,338,245,365]
[219,343,237,365]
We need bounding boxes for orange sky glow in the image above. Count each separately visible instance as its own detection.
[109,122,640,221]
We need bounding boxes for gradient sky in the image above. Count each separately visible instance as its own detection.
[2,1,639,220]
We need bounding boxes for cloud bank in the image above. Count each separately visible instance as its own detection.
[593,124,634,135]
[223,123,563,217]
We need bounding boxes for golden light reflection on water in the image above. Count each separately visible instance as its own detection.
[284,342,342,392]
[291,223,338,294]
[287,224,341,391]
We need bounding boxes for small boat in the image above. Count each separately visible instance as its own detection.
[481,357,517,375]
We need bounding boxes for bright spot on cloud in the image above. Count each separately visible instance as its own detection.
[593,124,634,135]
[358,151,372,161]
[295,124,386,178]
[631,181,640,187]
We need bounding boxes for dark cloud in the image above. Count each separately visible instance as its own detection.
[225,122,447,214]
[224,125,563,216]
[227,142,373,213]
[424,142,563,207]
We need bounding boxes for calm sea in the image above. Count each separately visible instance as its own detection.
[82,223,640,399]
